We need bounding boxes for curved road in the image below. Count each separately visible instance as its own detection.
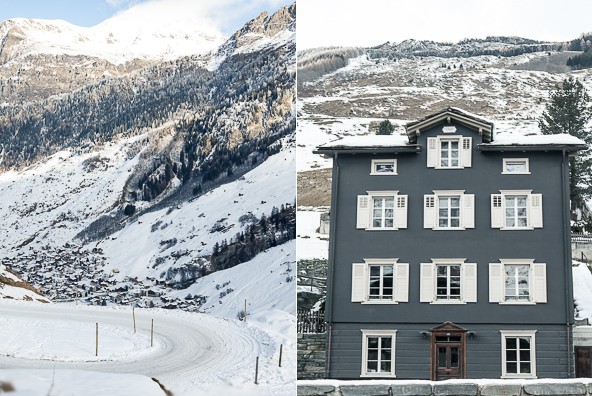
[0,302,281,391]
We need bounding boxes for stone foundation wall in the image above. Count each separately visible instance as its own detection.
[298,382,592,396]
[297,333,326,380]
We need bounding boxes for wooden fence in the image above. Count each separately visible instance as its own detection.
[297,310,326,334]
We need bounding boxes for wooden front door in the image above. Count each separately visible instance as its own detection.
[431,322,467,380]
[576,346,592,377]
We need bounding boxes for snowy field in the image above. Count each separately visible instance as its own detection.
[0,298,294,395]
[296,209,328,261]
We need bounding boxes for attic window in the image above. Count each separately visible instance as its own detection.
[503,159,530,174]
[371,159,397,175]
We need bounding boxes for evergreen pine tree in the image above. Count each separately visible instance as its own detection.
[539,77,592,227]
[377,119,395,135]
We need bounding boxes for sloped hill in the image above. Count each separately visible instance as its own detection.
[0,264,48,302]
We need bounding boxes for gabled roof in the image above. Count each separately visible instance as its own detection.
[405,107,495,143]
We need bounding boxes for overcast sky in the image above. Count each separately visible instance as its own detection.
[298,0,592,50]
[0,0,291,36]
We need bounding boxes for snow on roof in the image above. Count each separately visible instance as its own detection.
[489,133,586,146]
[319,134,411,149]
[317,132,586,152]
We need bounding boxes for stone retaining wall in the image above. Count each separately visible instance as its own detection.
[298,382,592,396]
[297,333,326,380]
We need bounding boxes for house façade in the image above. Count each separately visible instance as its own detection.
[314,107,587,380]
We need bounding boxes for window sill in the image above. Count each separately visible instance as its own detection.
[430,300,467,305]
[360,373,396,378]
[362,300,398,305]
[366,227,399,231]
[498,301,536,305]
[433,227,466,231]
[434,166,465,170]
[501,374,537,379]
[501,172,531,175]
[499,227,535,231]
[370,172,398,176]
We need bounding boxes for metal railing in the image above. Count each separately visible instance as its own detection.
[297,310,326,334]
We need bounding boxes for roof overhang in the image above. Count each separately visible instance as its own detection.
[477,143,587,153]
[314,145,421,155]
[405,107,494,144]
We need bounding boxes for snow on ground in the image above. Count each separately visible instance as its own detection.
[573,261,592,321]
[0,300,293,395]
[0,369,165,396]
[0,315,155,361]
[296,210,328,260]
[0,265,48,302]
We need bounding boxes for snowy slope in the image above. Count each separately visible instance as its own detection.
[0,264,48,302]
[0,0,226,65]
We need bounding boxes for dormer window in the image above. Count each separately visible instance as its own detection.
[427,136,472,169]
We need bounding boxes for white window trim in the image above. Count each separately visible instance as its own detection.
[495,190,540,231]
[353,259,409,305]
[370,159,398,175]
[358,190,408,231]
[427,135,472,169]
[502,158,530,175]
[500,330,537,379]
[361,329,397,378]
[425,190,474,230]
[490,259,546,305]
[421,259,477,304]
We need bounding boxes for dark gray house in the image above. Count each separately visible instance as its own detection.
[315,107,587,380]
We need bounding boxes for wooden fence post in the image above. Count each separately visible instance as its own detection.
[244,299,247,322]
[254,356,259,384]
[132,307,136,334]
[279,344,283,367]
[151,318,154,347]
[95,323,98,357]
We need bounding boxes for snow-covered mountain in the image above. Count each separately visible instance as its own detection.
[0,3,296,317]
[0,1,226,65]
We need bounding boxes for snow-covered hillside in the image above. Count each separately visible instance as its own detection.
[0,1,226,65]
[0,264,48,302]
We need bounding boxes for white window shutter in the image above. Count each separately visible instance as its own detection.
[351,263,367,302]
[427,137,438,168]
[462,194,475,229]
[357,195,370,229]
[463,263,477,303]
[491,194,504,229]
[529,194,543,228]
[532,263,547,303]
[461,137,472,167]
[395,263,409,302]
[395,195,408,229]
[489,263,503,303]
[420,263,434,302]
[424,195,436,229]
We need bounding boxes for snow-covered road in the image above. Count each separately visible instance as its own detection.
[0,301,292,395]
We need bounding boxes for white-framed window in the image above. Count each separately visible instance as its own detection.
[491,190,543,230]
[352,259,409,304]
[427,136,472,169]
[357,191,407,230]
[489,260,547,304]
[502,158,530,174]
[371,159,397,175]
[361,329,397,377]
[424,190,474,230]
[419,259,477,304]
[500,330,537,378]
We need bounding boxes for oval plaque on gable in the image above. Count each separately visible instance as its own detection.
[442,126,457,133]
